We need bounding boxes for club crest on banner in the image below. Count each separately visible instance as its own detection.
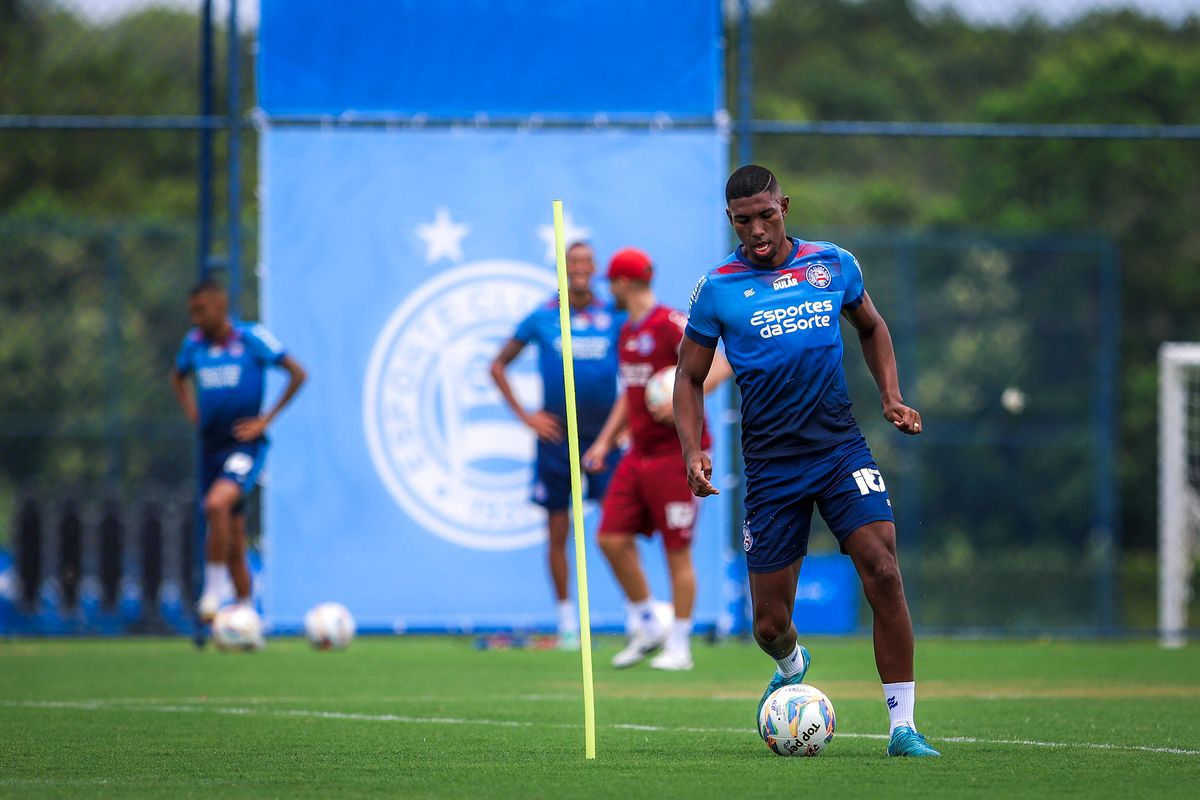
[363,261,557,550]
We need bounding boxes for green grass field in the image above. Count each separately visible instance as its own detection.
[2,636,1199,798]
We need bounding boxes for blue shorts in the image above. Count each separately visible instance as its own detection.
[201,442,268,504]
[742,435,893,573]
[533,436,620,512]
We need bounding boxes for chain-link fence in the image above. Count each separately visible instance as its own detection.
[3,0,1200,634]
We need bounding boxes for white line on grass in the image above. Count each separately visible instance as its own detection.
[5,700,1199,757]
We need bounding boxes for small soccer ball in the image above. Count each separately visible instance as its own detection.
[757,683,836,757]
[212,604,265,652]
[644,366,675,412]
[304,601,356,650]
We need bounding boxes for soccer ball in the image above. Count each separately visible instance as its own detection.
[644,366,675,411]
[757,683,836,757]
[304,601,357,650]
[212,604,265,652]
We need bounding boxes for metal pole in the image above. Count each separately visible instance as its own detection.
[198,0,214,278]
[1095,243,1120,633]
[227,0,242,319]
[737,0,752,168]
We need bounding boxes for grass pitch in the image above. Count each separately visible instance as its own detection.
[2,636,1198,798]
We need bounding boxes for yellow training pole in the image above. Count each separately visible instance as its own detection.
[553,199,597,760]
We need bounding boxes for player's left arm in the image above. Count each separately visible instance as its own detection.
[702,348,733,395]
[234,353,309,442]
[842,292,922,435]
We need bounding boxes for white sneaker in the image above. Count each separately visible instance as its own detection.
[649,647,694,672]
[611,626,668,668]
[197,594,219,624]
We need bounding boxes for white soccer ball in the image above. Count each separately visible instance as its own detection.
[212,604,265,652]
[644,366,676,412]
[304,601,357,650]
[757,683,836,757]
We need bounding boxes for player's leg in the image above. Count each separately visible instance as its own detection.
[199,477,240,621]
[533,439,578,647]
[546,509,580,648]
[743,454,815,718]
[210,444,267,611]
[227,509,252,604]
[648,544,695,671]
[646,459,700,671]
[820,439,939,756]
[842,521,911,683]
[749,561,811,718]
[599,456,667,667]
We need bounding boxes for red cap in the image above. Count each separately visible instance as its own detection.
[606,247,654,281]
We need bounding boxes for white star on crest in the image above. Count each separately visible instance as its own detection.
[416,208,470,263]
[536,212,591,262]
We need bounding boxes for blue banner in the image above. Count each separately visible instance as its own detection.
[261,128,731,632]
[259,0,722,117]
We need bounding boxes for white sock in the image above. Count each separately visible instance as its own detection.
[667,618,692,652]
[633,598,662,635]
[557,600,577,634]
[883,681,916,734]
[774,644,807,678]
[202,563,226,600]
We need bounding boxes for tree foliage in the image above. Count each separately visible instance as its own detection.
[1,0,1198,554]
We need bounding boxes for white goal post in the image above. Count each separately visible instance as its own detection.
[1159,343,1200,648]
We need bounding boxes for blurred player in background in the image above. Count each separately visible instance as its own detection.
[582,247,730,671]
[170,279,307,630]
[490,241,623,650]
[675,164,940,756]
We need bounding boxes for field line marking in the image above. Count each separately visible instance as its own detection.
[5,699,1199,757]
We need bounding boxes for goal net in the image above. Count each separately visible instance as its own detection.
[1159,343,1200,647]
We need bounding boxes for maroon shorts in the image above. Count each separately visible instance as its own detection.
[598,450,699,551]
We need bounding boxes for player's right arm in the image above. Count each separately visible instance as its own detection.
[581,392,628,473]
[675,337,718,497]
[170,337,198,426]
[169,369,198,426]
[489,337,563,443]
[677,272,722,497]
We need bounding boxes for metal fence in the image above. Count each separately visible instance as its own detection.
[3,0,1199,635]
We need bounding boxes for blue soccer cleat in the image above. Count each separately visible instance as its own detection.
[756,645,811,723]
[887,726,942,757]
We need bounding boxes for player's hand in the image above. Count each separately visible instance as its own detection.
[884,401,922,435]
[233,416,269,441]
[581,440,610,473]
[185,406,199,426]
[527,411,563,443]
[685,450,719,497]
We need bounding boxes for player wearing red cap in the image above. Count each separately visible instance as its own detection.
[582,247,730,671]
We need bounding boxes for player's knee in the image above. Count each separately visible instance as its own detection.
[598,534,627,556]
[860,553,903,596]
[753,611,791,648]
[203,493,236,517]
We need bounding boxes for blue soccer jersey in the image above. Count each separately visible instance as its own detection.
[174,322,287,452]
[513,297,622,437]
[685,239,866,459]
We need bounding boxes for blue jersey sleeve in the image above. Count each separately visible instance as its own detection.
[174,334,194,375]
[513,308,540,344]
[684,273,720,348]
[245,324,287,365]
[839,248,865,309]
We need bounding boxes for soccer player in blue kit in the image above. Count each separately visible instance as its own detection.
[674,165,941,757]
[490,241,623,650]
[170,279,307,627]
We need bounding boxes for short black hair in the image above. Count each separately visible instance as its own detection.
[188,277,226,298]
[726,164,780,203]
